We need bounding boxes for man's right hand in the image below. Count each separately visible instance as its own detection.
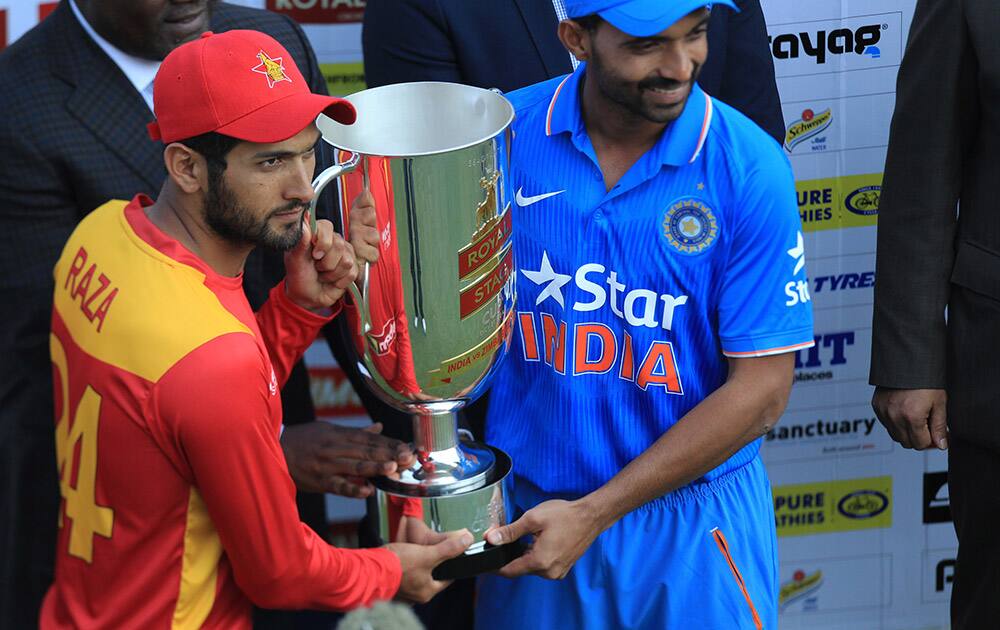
[281,422,414,497]
[386,529,473,603]
[871,387,948,450]
[348,190,381,265]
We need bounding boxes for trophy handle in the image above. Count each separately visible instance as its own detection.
[309,152,371,332]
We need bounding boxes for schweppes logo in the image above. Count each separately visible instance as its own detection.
[779,569,823,609]
[251,50,292,88]
[784,108,832,152]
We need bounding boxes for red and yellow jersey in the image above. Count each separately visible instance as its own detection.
[40,196,401,629]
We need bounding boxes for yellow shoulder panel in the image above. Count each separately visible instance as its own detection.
[53,200,253,383]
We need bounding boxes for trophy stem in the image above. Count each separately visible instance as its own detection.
[370,407,497,496]
[412,411,459,454]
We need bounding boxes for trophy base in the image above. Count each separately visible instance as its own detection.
[432,539,526,580]
[369,443,521,579]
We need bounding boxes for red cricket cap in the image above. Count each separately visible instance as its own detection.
[147,30,355,144]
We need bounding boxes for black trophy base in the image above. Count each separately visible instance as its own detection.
[431,540,526,580]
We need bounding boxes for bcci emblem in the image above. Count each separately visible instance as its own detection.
[662,197,719,255]
[251,50,292,88]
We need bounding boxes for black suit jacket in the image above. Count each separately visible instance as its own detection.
[0,3,328,625]
[870,0,1000,448]
[362,0,785,143]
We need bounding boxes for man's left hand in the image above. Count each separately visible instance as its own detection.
[485,499,607,579]
[285,214,357,311]
[281,421,416,497]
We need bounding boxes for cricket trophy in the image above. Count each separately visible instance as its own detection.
[310,82,521,579]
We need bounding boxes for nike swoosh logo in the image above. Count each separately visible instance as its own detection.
[515,187,565,207]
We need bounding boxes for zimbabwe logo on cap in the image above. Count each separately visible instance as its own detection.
[662,197,719,255]
[252,50,292,88]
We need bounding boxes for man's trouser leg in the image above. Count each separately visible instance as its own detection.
[949,436,1000,628]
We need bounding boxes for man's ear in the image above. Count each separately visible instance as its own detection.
[559,19,593,63]
[163,143,208,194]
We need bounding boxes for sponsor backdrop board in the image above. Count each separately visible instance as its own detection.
[761,1,954,628]
[4,1,957,625]
[0,2,57,50]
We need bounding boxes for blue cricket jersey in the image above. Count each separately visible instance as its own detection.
[486,62,815,498]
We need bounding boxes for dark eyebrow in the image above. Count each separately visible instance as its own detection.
[623,14,711,46]
[251,130,322,160]
[624,35,667,47]
[252,149,297,160]
[690,14,711,32]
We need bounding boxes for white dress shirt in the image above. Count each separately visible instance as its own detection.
[69,0,160,112]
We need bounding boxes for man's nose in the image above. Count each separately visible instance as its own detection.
[657,45,695,84]
[285,159,316,204]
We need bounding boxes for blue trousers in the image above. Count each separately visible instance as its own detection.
[476,457,778,630]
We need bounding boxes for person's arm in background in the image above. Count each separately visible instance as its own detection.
[362,0,463,87]
[711,0,785,144]
[870,0,974,450]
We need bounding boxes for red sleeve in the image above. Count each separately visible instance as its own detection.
[255,279,340,387]
[154,334,401,611]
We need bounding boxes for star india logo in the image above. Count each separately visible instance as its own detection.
[521,251,571,307]
[662,197,719,255]
[252,50,292,88]
[788,231,806,274]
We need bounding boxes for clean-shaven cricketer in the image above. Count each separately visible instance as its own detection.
[41,30,470,629]
[350,0,813,627]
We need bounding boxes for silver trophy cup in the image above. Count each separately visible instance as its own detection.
[310,82,521,578]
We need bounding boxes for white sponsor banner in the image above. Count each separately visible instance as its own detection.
[781,92,895,157]
[0,2,58,49]
[768,12,904,79]
[764,403,892,464]
[808,252,877,311]
[778,554,892,615]
[231,0,364,64]
[922,549,957,604]
[761,1,950,628]
[804,226,876,260]
[785,304,874,411]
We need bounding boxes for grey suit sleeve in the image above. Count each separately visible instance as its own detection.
[869,0,975,388]
[362,0,462,87]
[718,0,785,144]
